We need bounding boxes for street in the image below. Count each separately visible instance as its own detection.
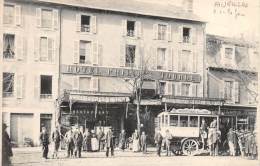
[11,147,259,166]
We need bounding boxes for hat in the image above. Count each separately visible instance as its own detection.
[2,123,8,129]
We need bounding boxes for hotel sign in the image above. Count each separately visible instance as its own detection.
[61,65,201,83]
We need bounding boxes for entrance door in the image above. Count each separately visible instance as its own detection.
[40,114,52,134]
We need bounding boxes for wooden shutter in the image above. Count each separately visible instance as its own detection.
[73,76,79,90]
[52,39,56,63]
[53,9,58,30]
[178,50,182,72]
[76,14,81,32]
[167,24,172,41]
[15,35,24,61]
[120,43,125,67]
[176,82,181,96]
[122,20,127,36]
[73,40,79,64]
[91,77,99,91]
[36,8,41,27]
[150,46,157,70]
[16,74,24,99]
[192,50,197,73]
[34,37,40,61]
[191,84,198,97]
[233,81,240,103]
[178,25,183,43]
[191,27,197,44]
[92,41,99,65]
[219,80,225,99]
[166,82,172,95]
[34,75,40,98]
[153,24,158,40]
[136,45,142,68]
[91,15,97,34]
[48,38,54,62]
[167,47,173,71]
[136,21,142,38]
[15,5,21,26]
[173,48,178,71]
[172,83,176,96]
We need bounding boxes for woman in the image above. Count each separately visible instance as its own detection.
[132,130,140,152]
[91,130,99,152]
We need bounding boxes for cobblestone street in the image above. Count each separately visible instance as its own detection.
[10,147,259,166]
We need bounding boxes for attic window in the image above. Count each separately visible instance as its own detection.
[183,27,190,43]
[81,15,90,32]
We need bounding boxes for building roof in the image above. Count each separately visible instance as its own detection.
[16,0,205,22]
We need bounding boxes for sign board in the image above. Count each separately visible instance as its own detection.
[169,108,214,115]
[162,98,223,106]
[69,94,130,103]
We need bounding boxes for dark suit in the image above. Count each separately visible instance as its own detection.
[73,131,83,158]
[40,132,49,159]
[154,132,163,156]
[105,130,114,157]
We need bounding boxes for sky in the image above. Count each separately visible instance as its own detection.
[138,0,260,40]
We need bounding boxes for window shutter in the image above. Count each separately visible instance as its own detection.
[167,47,173,71]
[173,48,178,71]
[91,77,99,91]
[48,38,54,62]
[34,37,40,61]
[91,15,97,34]
[72,76,79,90]
[172,83,176,96]
[178,25,183,43]
[219,80,225,99]
[16,74,24,99]
[34,75,40,98]
[52,39,56,63]
[150,47,157,70]
[167,24,172,41]
[176,82,181,96]
[92,41,99,65]
[191,27,197,44]
[233,82,240,103]
[191,84,198,97]
[153,24,158,40]
[76,14,81,32]
[166,82,172,95]
[135,45,140,68]
[120,43,125,67]
[16,35,24,61]
[122,20,127,36]
[192,50,197,73]
[178,50,182,72]
[53,9,58,30]
[73,40,79,64]
[136,21,142,38]
[36,8,41,27]
[15,5,21,26]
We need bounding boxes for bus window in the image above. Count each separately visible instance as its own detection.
[162,115,164,127]
[189,116,198,127]
[180,116,188,127]
[170,115,178,126]
[165,115,168,126]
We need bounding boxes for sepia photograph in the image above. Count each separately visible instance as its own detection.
[1,0,259,166]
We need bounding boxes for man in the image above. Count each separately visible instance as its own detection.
[2,123,13,166]
[165,129,173,156]
[52,126,61,159]
[119,129,126,151]
[208,119,221,156]
[132,129,140,152]
[73,126,83,158]
[236,128,245,157]
[105,127,114,157]
[154,129,163,157]
[140,131,147,153]
[39,127,50,159]
[97,127,105,151]
[227,128,237,156]
[64,127,74,158]
[200,118,208,150]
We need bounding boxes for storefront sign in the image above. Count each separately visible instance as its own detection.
[162,98,223,106]
[61,65,201,83]
[169,109,214,115]
[221,109,256,116]
[69,94,130,103]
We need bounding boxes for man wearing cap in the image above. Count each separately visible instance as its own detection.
[2,123,13,166]
[39,126,50,159]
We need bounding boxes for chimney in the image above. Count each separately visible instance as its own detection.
[182,0,193,13]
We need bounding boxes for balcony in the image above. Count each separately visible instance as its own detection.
[3,92,14,98]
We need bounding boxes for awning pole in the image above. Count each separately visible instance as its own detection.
[164,103,167,112]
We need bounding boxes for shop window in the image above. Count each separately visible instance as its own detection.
[170,115,178,126]
[158,24,167,40]
[181,50,191,72]
[157,48,166,70]
[41,9,53,28]
[159,82,166,95]
[125,45,136,67]
[3,34,15,59]
[3,4,15,25]
[81,15,90,32]
[180,116,188,127]
[127,21,135,37]
[224,81,233,101]
[79,40,91,64]
[183,27,190,43]
[40,75,52,99]
[79,77,91,91]
[3,72,14,97]
[181,83,190,96]
[189,116,198,127]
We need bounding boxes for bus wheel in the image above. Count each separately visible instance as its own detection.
[182,139,199,156]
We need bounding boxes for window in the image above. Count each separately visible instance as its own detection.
[225,48,233,59]
[3,34,15,59]
[189,116,198,127]
[165,115,168,126]
[81,15,90,32]
[125,45,136,67]
[41,9,53,28]
[159,82,166,95]
[181,83,190,96]
[79,41,91,64]
[224,81,233,101]
[3,4,14,24]
[40,75,52,99]
[39,37,54,62]
[170,115,178,126]
[127,21,135,37]
[157,48,166,70]
[181,50,191,72]
[3,72,14,97]
[158,24,167,40]
[180,116,188,127]
[183,27,190,43]
[79,77,91,91]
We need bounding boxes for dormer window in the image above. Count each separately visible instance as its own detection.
[183,27,190,43]
[127,21,135,37]
[81,15,90,32]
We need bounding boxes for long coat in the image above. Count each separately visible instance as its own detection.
[154,132,163,144]
[2,130,13,166]
[105,131,114,148]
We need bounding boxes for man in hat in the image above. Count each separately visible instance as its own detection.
[105,127,114,157]
[39,126,50,159]
[64,127,74,158]
[2,123,13,166]
[73,125,83,158]
[52,126,61,159]
[154,129,163,157]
